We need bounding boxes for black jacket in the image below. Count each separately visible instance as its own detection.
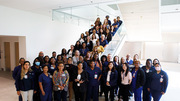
[72,69,88,92]
[131,67,146,89]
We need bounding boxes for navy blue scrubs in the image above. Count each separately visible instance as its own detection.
[126,60,133,65]
[142,66,155,101]
[31,66,43,101]
[86,66,102,101]
[150,70,168,101]
[100,40,108,47]
[79,48,89,57]
[13,65,22,101]
[48,64,57,76]
[39,73,52,101]
[132,69,142,101]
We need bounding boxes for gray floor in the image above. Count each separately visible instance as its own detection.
[0,61,180,101]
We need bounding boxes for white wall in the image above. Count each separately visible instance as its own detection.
[0,36,19,71]
[118,41,143,59]
[0,5,88,70]
[119,41,180,63]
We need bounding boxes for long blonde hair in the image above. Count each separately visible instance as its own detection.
[21,61,32,80]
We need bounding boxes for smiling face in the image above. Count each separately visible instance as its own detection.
[108,62,113,70]
[122,64,127,71]
[58,63,64,71]
[24,62,30,70]
[43,66,48,73]
[78,63,83,70]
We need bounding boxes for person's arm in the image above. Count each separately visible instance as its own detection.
[162,71,168,94]
[64,70,69,87]
[98,69,102,81]
[140,69,146,86]
[38,75,45,96]
[52,71,56,85]
[128,72,132,84]
[12,66,18,80]
[15,71,21,96]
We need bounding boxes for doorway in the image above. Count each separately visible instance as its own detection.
[4,42,11,71]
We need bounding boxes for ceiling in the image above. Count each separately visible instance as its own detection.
[0,0,142,16]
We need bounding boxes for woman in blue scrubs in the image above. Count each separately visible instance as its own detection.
[148,63,168,101]
[86,60,102,101]
[39,65,52,101]
[48,57,57,76]
[104,61,118,101]
[131,60,145,101]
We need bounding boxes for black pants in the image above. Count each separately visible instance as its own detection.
[143,87,151,101]
[105,86,115,101]
[74,90,85,101]
[33,91,41,101]
[100,78,105,96]
[54,90,67,101]
[121,84,130,101]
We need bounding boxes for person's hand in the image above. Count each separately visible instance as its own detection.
[75,79,79,82]
[147,88,150,92]
[161,92,165,95]
[17,91,21,96]
[60,86,64,90]
[42,91,45,96]
[79,80,84,84]
[106,82,110,86]
[34,91,37,94]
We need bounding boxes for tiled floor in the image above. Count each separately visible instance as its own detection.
[0,61,180,101]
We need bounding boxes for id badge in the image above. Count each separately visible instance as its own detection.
[77,74,81,80]
[160,77,163,83]
[133,73,135,78]
[24,75,28,79]
[50,75,52,78]
[146,69,149,73]
[58,87,60,90]
[77,83,80,86]
[94,74,98,79]
[51,66,54,69]
[62,74,65,77]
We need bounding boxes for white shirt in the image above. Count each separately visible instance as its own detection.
[90,33,99,40]
[91,39,97,48]
[106,71,111,82]
[72,56,79,66]
[121,72,132,85]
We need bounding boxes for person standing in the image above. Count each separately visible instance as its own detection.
[148,63,168,101]
[86,61,102,101]
[52,62,69,101]
[131,60,145,101]
[120,63,132,101]
[39,65,53,101]
[13,58,25,101]
[104,61,118,101]
[142,59,155,101]
[15,61,35,101]
[73,61,88,101]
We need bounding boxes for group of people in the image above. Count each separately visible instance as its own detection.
[12,15,168,101]
[13,52,168,101]
[73,15,122,57]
